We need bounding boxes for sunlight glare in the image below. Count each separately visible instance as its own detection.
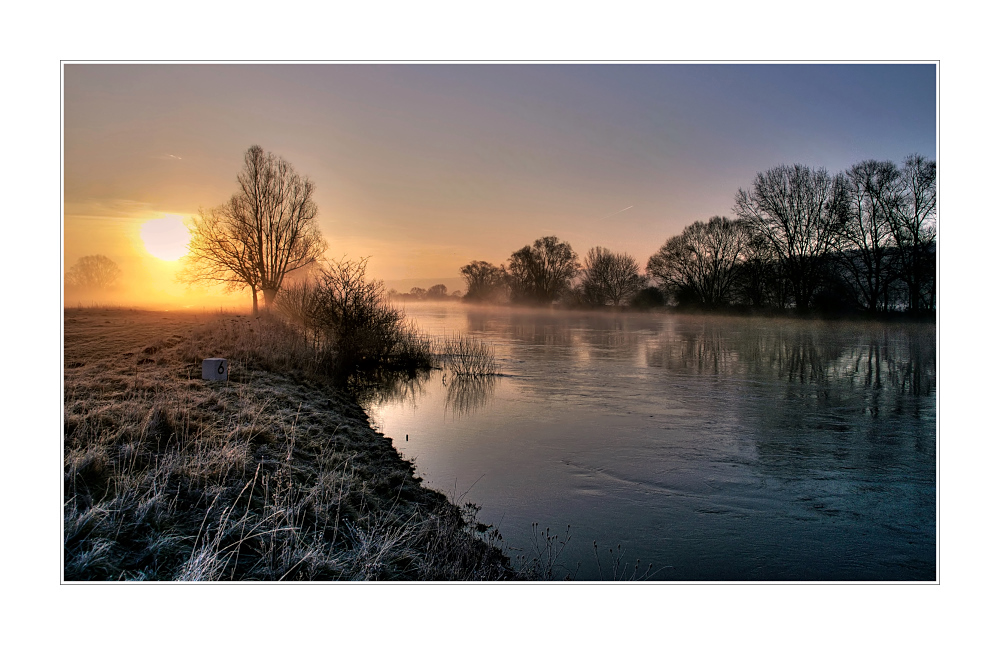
[140,215,190,261]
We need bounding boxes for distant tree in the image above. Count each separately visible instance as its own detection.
[837,160,903,313]
[182,145,327,314]
[580,247,645,306]
[460,260,508,303]
[506,236,580,305]
[66,254,122,291]
[733,164,848,311]
[427,284,449,299]
[409,287,428,300]
[890,154,937,312]
[646,217,748,308]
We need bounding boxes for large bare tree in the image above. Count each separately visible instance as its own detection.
[733,164,848,311]
[184,146,327,314]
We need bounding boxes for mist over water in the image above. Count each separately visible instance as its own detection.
[366,302,936,580]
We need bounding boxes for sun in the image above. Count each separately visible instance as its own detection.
[140,215,190,261]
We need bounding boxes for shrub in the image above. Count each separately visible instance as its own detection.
[273,258,433,379]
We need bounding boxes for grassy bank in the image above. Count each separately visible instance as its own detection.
[63,308,513,581]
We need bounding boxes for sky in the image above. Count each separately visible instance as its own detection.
[63,63,936,308]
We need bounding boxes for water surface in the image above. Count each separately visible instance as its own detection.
[366,303,936,581]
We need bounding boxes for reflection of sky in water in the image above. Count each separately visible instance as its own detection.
[369,302,936,580]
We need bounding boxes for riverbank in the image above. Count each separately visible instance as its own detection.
[63,308,513,581]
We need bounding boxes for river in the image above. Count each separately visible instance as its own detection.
[364,302,937,581]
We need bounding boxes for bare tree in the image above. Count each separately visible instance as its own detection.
[66,254,122,291]
[890,154,936,313]
[183,145,327,314]
[506,236,580,305]
[460,260,508,303]
[837,160,904,313]
[733,164,848,311]
[646,217,748,308]
[580,247,645,306]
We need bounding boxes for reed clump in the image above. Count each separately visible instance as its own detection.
[440,334,499,377]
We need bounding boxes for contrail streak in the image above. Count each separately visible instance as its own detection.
[598,205,634,220]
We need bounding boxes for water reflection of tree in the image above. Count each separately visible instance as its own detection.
[576,315,656,356]
[351,369,431,410]
[444,375,498,418]
[644,325,742,376]
[737,325,844,385]
[644,318,935,400]
[508,315,576,348]
[466,309,662,368]
[734,323,936,550]
[834,325,935,398]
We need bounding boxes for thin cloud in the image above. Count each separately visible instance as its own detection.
[64,199,157,220]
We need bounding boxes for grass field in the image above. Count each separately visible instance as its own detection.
[63,307,514,581]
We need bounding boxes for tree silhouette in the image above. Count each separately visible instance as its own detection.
[183,145,327,314]
[580,247,645,306]
[66,255,121,291]
[426,284,449,299]
[506,236,579,305]
[460,260,508,303]
[647,217,748,308]
[837,160,903,313]
[735,232,785,309]
[733,164,848,311]
[890,154,936,313]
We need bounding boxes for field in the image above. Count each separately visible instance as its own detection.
[63,307,513,581]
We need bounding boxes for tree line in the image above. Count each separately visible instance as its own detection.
[68,146,932,319]
[460,155,936,316]
[388,284,462,302]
